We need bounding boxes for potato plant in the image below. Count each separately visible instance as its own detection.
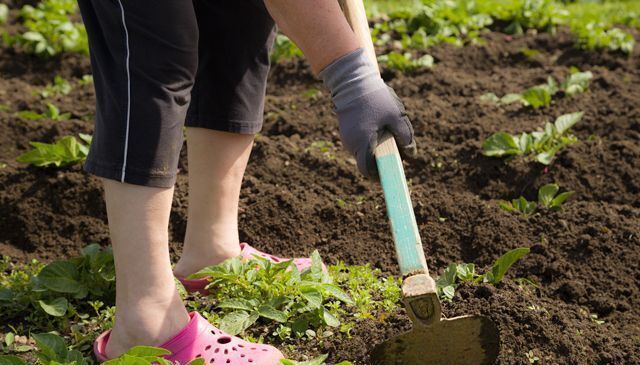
[16,134,91,168]
[499,184,575,217]
[481,69,593,109]
[436,247,531,301]
[482,112,583,165]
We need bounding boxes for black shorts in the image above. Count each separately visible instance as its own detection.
[78,0,276,188]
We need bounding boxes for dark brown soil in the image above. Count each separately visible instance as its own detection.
[1,26,639,364]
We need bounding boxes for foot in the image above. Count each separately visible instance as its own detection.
[104,291,189,359]
[95,312,283,364]
[176,243,324,294]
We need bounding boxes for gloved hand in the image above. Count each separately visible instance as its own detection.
[319,48,416,179]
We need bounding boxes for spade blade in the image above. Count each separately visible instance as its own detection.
[371,315,499,365]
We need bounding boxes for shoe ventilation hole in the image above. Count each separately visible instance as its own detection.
[217,337,232,344]
[232,347,237,351]
[248,359,254,363]
[195,354,201,358]
[226,360,231,364]
[224,349,228,355]
[209,359,215,364]
[238,344,245,348]
[214,348,220,353]
[205,345,212,351]
[262,349,268,352]
[240,354,246,358]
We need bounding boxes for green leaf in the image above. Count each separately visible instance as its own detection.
[124,346,171,357]
[5,333,14,347]
[321,284,354,305]
[521,86,552,108]
[38,297,69,317]
[218,299,255,312]
[499,93,524,104]
[482,132,521,157]
[17,110,45,120]
[322,310,340,328]
[0,355,27,365]
[551,191,575,209]
[562,71,593,96]
[219,311,258,335]
[257,305,288,323]
[0,288,13,301]
[187,359,206,365]
[537,184,559,208]
[280,354,329,365]
[488,248,530,284]
[37,261,82,293]
[554,112,583,135]
[32,333,67,363]
[301,288,323,310]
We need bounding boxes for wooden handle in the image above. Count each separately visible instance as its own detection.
[338,0,378,67]
[338,0,431,279]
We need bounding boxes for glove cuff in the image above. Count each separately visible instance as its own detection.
[319,48,386,109]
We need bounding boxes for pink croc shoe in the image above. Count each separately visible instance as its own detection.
[93,312,283,364]
[177,243,324,294]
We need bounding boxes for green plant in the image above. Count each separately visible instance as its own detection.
[15,0,88,57]
[378,52,433,71]
[280,354,353,365]
[500,0,568,35]
[436,247,530,301]
[17,102,71,121]
[0,244,115,327]
[271,34,302,63]
[39,75,72,98]
[0,4,8,25]
[499,183,574,217]
[0,332,90,365]
[16,134,91,167]
[481,70,592,108]
[482,112,583,165]
[189,252,354,336]
[526,349,540,364]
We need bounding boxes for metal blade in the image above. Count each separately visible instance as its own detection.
[371,315,499,365]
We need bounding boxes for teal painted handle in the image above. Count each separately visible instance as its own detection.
[375,133,429,277]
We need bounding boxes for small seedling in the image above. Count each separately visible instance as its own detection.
[499,184,574,217]
[481,71,592,109]
[17,102,71,121]
[436,247,530,301]
[38,75,72,98]
[16,134,91,167]
[526,350,540,364]
[482,112,583,165]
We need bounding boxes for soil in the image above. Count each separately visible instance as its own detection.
[1,25,639,365]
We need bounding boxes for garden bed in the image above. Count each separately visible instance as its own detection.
[0,12,639,365]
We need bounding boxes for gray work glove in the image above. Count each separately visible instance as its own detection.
[319,48,416,179]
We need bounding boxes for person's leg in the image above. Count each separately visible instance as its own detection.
[103,180,189,358]
[263,0,359,74]
[77,0,198,358]
[173,129,254,278]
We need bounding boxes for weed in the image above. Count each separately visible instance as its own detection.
[16,134,91,167]
[0,244,115,329]
[436,247,530,301]
[499,184,574,217]
[306,140,336,160]
[281,354,353,365]
[482,112,583,165]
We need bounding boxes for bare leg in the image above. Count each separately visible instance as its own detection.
[173,128,254,278]
[103,180,189,359]
[263,0,360,74]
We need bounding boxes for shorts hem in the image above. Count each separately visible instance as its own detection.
[84,159,177,188]
[185,115,263,135]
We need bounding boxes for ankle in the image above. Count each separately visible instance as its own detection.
[106,294,189,359]
[174,241,241,278]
